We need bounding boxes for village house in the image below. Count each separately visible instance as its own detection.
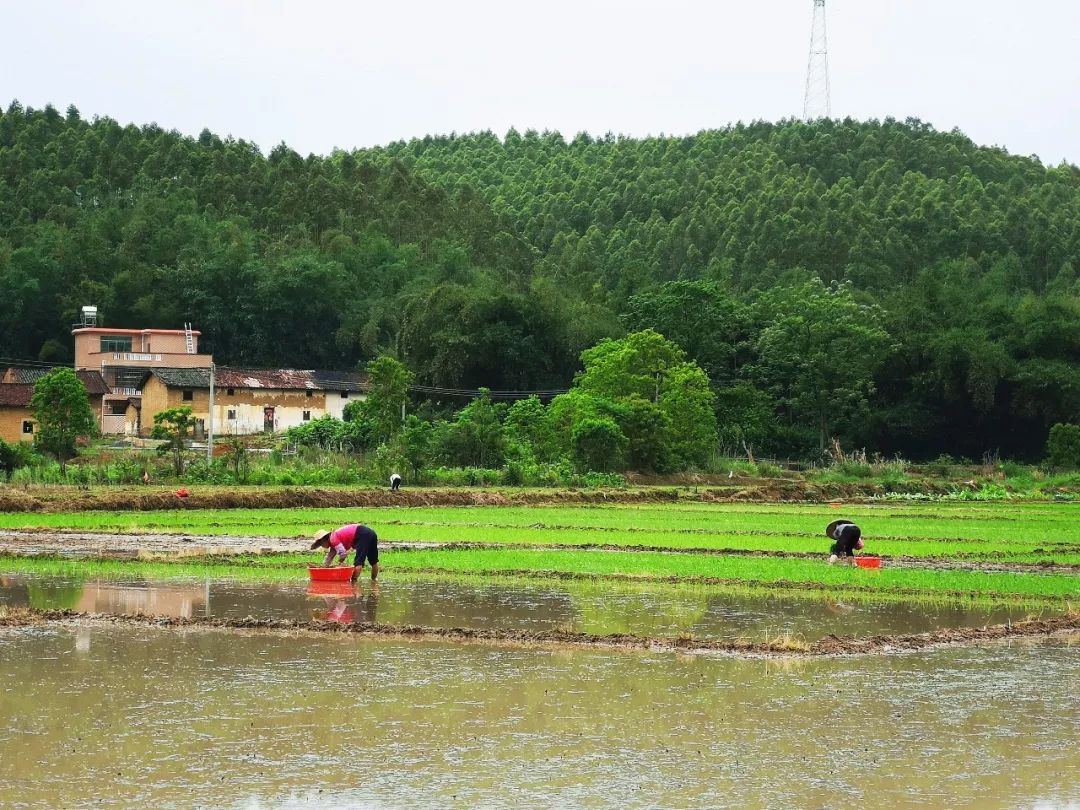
[71,308,213,436]
[138,367,368,436]
[0,369,109,444]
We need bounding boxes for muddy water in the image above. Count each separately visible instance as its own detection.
[0,625,1077,808]
[0,573,1058,642]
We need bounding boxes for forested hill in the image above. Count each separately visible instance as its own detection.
[2,102,1080,458]
[374,120,1079,297]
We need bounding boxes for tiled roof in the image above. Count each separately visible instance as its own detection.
[0,384,34,407]
[0,369,109,396]
[147,368,211,388]
[216,367,319,390]
[148,367,369,393]
[310,369,369,393]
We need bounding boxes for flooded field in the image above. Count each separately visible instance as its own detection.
[0,572,1056,642]
[0,624,1077,808]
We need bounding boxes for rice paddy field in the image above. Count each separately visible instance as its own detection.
[2,496,1078,807]
[1,500,1078,602]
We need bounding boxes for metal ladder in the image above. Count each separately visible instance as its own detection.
[184,322,195,354]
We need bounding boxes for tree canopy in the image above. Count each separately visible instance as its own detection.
[3,103,1080,459]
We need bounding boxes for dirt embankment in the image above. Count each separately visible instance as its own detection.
[0,478,981,512]
[3,608,1077,658]
[0,486,684,512]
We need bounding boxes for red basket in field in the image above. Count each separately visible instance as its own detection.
[854,556,882,569]
[308,565,354,582]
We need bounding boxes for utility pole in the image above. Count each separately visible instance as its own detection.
[206,363,215,465]
[803,0,832,121]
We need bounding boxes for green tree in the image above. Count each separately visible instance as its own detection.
[752,279,891,451]
[576,330,718,469]
[152,406,195,476]
[443,390,506,468]
[395,415,436,479]
[504,395,550,459]
[363,355,414,443]
[30,368,96,472]
[571,417,628,472]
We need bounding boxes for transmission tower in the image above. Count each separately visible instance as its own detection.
[803,0,831,121]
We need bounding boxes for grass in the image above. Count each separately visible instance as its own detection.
[2,500,1077,604]
[2,503,1079,563]
[380,548,1080,600]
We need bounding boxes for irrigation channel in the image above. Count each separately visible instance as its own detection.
[1,500,1078,806]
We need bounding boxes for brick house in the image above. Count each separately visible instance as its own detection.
[0,369,109,444]
[138,367,368,436]
[0,385,36,443]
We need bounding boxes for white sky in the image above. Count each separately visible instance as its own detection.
[3,0,1078,165]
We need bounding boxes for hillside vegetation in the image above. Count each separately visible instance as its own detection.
[2,103,1079,458]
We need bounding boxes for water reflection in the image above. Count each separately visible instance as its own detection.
[0,572,1054,642]
[305,581,379,624]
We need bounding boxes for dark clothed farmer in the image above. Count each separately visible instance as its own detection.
[826,519,864,564]
[311,523,379,581]
[390,472,402,492]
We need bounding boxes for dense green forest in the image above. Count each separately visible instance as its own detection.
[2,101,1079,461]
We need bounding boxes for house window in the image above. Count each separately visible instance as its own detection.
[100,335,132,353]
[22,420,34,434]
[306,389,313,398]
[227,409,237,420]
[340,391,348,399]
[303,411,311,421]
[182,390,194,401]
[227,388,235,396]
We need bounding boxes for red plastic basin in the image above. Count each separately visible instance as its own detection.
[308,565,354,582]
[854,556,882,569]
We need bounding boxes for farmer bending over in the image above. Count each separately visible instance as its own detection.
[312,524,379,582]
[826,519,863,565]
[390,472,402,492]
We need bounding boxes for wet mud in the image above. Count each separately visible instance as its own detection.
[3,607,1077,658]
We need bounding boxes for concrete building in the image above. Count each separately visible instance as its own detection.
[138,367,368,436]
[72,313,213,435]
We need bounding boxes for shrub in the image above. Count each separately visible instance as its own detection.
[999,461,1032,480]
[922,454,957,477]
[0,439,38,480]
[1046,423,1080,470]
[754,461,784,477]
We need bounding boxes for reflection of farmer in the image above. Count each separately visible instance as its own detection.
[390,472,402,492]
[312,582,379,624]
[311,524,379,582]
[322,597,354,624]
[826,520,863,565]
